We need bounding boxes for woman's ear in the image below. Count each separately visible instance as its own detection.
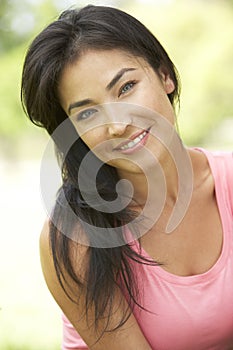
[158,67,175,94]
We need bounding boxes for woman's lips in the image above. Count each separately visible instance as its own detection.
[113,128,151,154]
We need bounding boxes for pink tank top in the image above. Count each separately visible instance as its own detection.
[62,149,233,350]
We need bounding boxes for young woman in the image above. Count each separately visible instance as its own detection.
[21,5,233,350]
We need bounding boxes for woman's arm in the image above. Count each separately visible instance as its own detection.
[40,220,152,350]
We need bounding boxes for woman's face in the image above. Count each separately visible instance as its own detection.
[58,49,176,176]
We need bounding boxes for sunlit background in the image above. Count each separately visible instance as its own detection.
[0,0,232,349]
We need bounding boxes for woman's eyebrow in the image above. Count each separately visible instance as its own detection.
[68,68,136,115]
[106,67,136,91]
[68,98,93,115]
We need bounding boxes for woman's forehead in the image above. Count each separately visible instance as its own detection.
[68,49,146,70]
[61,49,151,88]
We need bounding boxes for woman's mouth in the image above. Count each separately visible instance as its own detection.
[113,128,150,154]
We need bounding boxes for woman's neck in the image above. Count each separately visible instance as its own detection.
[117,146,180,210]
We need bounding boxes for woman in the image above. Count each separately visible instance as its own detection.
[21,5,233,350]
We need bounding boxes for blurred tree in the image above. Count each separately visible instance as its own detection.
[225,0,233,8]
[0,0,126,54]
[0,0,232,156]
[0,0,29,52]
[127,0,233,146]
[0,0,12,52]
[0,0,59,54]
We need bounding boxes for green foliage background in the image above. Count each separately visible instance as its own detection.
[0,1,232,350]
[0,0,232,157]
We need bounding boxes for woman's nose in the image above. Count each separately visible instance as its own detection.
[108,122,127,137]
[104,102,132,137]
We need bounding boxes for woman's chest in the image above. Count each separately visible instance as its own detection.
[133,268,233,350]
[140,193,223,277]
[132,198,233,349]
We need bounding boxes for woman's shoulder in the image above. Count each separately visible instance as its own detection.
[39,219,52,272]
[188,148,214,196]
[39,219,60,303]
[39,218,89,293]
[189,148,233,214]
[39,220,152,350]
[39,218,50,253]
[40,217,89,255]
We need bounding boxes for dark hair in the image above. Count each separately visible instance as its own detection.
[21,4,180,336]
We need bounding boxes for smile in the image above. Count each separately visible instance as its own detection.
[114,128,150,154]
[119,130,147,150]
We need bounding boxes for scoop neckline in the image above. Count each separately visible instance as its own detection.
[134,148,231,285]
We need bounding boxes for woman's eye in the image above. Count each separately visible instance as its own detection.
[119,81,136,96]
[77,108,97,121]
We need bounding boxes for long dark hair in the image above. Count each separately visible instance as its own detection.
[21,5,180,335]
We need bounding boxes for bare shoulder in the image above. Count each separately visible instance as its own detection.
[39,218,89,289]
[39,219,152,350]
[189,148,214,196]
[39,218,88,261]
[39,219,52,274]
[39,218,63,292]
[39,219,51,262]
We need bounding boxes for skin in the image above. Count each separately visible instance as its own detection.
[59,49,178,206]
[40,49,223,349]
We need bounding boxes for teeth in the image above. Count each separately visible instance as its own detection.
[119,131,147,150]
